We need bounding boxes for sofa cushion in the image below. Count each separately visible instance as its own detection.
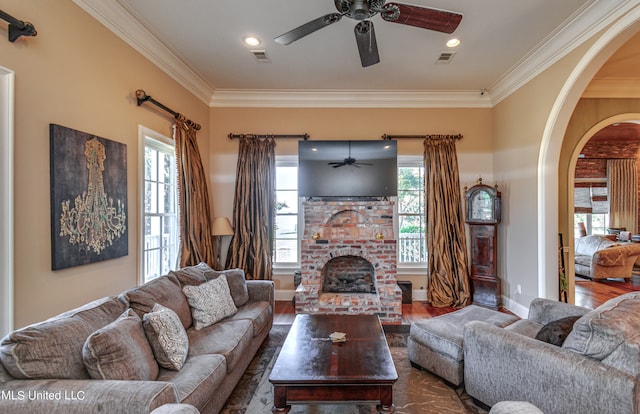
[124,274,192,329]
[83,309,159,380]
[227,301,272,337]
[187,319,253,373]
[143,303,189,371]
[574,255,591,267]
[204,268,249,307]
[504,319,543,338]
[170,262,214,287]
[157,354,227,410]
[563,292,640,360]
[183,275,238,330]
[0,296,126,379]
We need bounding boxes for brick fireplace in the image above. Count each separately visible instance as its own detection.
[295,199,402,324]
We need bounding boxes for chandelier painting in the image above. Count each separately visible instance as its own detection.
[50,124,128,270]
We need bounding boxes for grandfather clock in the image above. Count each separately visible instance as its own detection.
[465,179,501,309]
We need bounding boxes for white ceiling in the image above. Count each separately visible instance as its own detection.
[75,0,635,107]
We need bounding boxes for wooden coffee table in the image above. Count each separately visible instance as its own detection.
[269,314,398,413]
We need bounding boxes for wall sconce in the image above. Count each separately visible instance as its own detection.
[212,216,234,269]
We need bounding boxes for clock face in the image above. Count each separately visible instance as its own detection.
[471,190,494,221]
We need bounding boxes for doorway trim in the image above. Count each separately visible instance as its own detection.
[0,65,14,336]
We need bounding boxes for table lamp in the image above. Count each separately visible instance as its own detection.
[212,216,234,269]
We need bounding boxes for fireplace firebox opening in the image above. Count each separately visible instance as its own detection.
[322,255,376,294]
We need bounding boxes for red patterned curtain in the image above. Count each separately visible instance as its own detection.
[424,137,471,307]
[226,136,275,280]
[174,117,216,268]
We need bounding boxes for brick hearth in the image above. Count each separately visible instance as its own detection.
[295,199,402,323]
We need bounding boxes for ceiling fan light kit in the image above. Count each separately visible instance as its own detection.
[274,0,462,67]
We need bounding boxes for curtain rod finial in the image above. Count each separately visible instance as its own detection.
[135,89,149,106]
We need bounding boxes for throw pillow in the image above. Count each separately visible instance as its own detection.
[183,275,238,330]
[170,262,215,287]
[143,303,189,371]
[535,315,580,346]
[83,309,159,380]
[204,268,250,307]
[124,274,192,329]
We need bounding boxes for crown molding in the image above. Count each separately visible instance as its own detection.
[489,0,636,104]
[76,0,635,108]
[72,0,214,105]
[209,89,493,108]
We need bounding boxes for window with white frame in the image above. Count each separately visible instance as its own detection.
[141,128,179,283]
[274,158,299,265]
[397,159,426,265]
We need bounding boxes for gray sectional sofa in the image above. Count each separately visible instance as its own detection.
[464,292,640,414]
[0,263,274,414]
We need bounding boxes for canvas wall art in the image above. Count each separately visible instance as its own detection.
[50,124,128,270]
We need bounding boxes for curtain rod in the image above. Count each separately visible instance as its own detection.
[382,134,463,140]
[228,133,310,140]
[0,9,37,42]
[135,89,201,131]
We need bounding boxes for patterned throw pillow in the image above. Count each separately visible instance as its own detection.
[143,303,189,370]
[182,275,238,330]
[82,309,159,380]
[204,269,249,307]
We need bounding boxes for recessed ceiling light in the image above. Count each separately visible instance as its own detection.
[243,36,261,47]
[446,38,461,48]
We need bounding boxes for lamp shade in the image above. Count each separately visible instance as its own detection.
[212,216,234,236]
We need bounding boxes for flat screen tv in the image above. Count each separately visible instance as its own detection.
[298,140,397,198]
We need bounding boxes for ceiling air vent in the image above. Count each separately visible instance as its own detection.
[435,51,456,64]
[250,50,270,63]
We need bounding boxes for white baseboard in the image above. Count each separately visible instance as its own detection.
[412,289,428,301]
[502,295,529,318]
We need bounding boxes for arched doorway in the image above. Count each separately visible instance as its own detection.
[567,115,640,304]
[539,11,640,304]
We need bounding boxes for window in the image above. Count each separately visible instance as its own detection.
[397,160,426,264]
[141,128,179,283]
[274,158,299,265]
[574,213,609,238]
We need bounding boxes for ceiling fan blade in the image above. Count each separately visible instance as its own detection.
[381,3,462,34]
[274,13,343,45]
[354,21,380,68]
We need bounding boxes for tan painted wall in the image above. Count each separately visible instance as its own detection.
[492,39,596,308]
[209,107,493,295]
[1,0,209,327]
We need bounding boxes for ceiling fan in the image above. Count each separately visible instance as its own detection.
[328,141,372,168]
[274,0,463,67]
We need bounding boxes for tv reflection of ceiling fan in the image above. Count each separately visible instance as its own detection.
[274,0,463,67]
[328,141,372,168]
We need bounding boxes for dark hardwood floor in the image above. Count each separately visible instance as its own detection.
[274,277,640,324]
[574,274,640,308]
